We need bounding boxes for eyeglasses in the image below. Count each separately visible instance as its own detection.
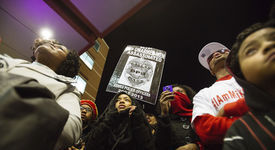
[80,106,92,112]
[207,49,230,64]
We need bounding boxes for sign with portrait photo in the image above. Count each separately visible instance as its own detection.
[106,45,166,105]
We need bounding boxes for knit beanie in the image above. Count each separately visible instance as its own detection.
[80,100,98,120]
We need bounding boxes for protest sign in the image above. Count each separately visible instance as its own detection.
[106,45,166,105]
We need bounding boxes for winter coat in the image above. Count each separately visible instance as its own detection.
[223,76,275,150]
[0,54,81,150]
[156,114,200,150]
[223,50,275,150]
[155,92,200,150]
[0,73,69,150]
[85,92,155,150]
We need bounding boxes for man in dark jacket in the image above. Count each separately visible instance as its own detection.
[223,19,275,149]
[85,92,155,150]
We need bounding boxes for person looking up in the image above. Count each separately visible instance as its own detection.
[0,38,81,150]
[85,92,155,150]
[192,42,248,149]
[156,84,201,150]
[67,100,98,150]
[223,19,275,150]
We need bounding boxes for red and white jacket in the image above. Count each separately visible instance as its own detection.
[191,75,247,145]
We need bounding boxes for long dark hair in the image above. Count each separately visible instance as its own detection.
[56,50,80,78]
[91,92,144,149]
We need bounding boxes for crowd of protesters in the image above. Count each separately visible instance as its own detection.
[0,14,274,150]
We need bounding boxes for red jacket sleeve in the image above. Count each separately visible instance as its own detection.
[193,114,239,144]
[223,98,249,116]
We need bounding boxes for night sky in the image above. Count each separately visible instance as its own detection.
[95,0,274,114]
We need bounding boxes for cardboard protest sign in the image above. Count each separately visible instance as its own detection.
[106,45,166,105]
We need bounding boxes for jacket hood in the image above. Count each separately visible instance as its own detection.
[226,51,275,111]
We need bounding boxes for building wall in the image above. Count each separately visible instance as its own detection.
[79,38,109,101]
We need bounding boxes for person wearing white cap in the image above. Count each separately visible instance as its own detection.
[191,42,248,149]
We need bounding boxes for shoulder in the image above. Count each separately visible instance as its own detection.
[0,54,29,63]
[194,88,208,96]
[225,113,253,140]
[194,79,236,99]
[195,82,220,95]
[219,76,240,87]
[223,113,256,150]
[193,87,211,101]
[0,54,30,71]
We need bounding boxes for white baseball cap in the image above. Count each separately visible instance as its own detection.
[198,42,229,70]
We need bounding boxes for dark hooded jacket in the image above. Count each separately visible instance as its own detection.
[223,76,275,150]
[71,119,95,149]
[85,92,155,150]
[155,90,201,150]
[223,34,275,150]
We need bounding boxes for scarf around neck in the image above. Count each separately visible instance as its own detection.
[170,92,193,117]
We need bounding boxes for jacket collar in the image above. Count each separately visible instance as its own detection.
[216,74,232,82]
[234,76,275,112]
[17,62,75,84]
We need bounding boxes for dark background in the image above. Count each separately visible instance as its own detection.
[95,0,274,114]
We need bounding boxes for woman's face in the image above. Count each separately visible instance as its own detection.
[80,104,93,123]
[34,41,69,71]
[115,94,132,112]
[145,114,157,126]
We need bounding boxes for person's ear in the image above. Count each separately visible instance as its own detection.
[210,70,214,76]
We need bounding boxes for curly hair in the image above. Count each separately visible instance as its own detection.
[227,19,275,79]
[56,50,80,78]
[31,38,80,78]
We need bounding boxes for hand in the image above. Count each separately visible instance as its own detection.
[80,144,85,150]
[129,105,137,116]
[159,91,174,116]
[176,143,198,150]
[216,107,225,117]
[67,146,77,150]
[67,143,85,150]
[216,98,249,117]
